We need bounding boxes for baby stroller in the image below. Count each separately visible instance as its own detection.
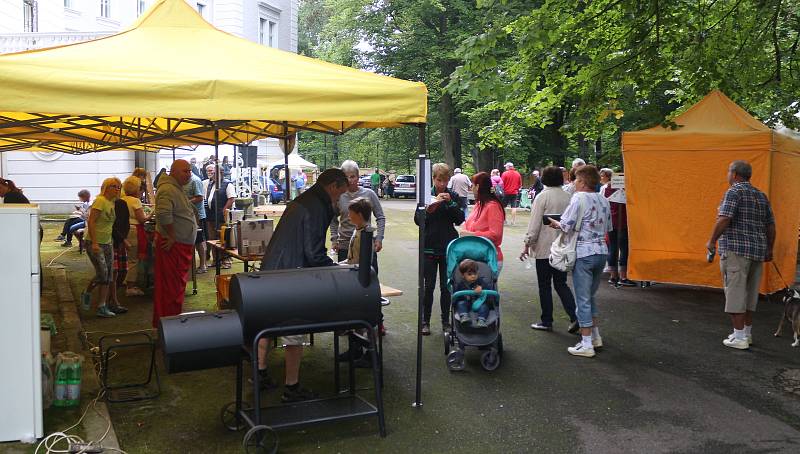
[443,236,503,371]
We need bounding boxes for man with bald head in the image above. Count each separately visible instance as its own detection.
[153,159,198,326]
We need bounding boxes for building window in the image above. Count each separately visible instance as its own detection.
[137,0,146,16]
[100,0,111,19]
[259,18,277,47]
[64,0,72,8]
[24,0,38,32]
[268,21,276,47]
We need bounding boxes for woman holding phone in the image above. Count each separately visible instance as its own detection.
[521,166,578,333]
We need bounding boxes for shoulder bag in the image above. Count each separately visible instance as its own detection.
[549,194,586,272]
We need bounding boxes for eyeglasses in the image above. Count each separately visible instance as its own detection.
[108,185,121,190]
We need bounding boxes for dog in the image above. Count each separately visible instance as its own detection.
[773,287,800,347]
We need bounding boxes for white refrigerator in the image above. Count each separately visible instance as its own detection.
[0,204,43,442]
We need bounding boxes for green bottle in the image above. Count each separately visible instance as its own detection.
[53,355,69,407]
[54,352,81,407]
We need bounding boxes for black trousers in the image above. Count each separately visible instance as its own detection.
[535,259,577,326]
[607,229,629,270]
[423,254,449,326]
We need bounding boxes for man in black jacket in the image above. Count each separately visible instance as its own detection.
[258,168,348,401]
[414,163,465,335]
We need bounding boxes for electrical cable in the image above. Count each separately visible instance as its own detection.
[35,330,149,453]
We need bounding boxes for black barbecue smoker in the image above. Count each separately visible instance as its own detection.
[159,229,385,451]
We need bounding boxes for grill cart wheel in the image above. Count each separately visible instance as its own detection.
[243,424,277,454]
[220,401,251,432]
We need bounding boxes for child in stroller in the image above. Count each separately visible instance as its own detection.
[453,259,492,328]
[444,236,503,371]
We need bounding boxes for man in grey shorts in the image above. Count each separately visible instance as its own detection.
[707,160,775,350]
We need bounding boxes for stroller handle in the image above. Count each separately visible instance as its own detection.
[452,289,499,299]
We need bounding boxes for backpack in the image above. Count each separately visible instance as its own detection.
[549,195,586,272]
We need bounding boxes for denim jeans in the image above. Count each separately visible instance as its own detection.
[535,259,576,326]
[573,254,607,327]
[455,298,490,320]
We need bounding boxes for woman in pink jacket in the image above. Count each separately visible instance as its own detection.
[463,172,505,269]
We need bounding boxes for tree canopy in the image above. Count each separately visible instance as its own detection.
[298,0,800,173]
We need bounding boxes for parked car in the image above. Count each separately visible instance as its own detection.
[393,174,416,198]
[264,177,284,204]
[358,175,372,189]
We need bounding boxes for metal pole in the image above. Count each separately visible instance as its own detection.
[283,123,290,202]
[413,124,426,408]
[214,127,220,230]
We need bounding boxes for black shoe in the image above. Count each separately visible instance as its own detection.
[421,323,431,336]
[530,323,553,331]
[336,348,364,363]
[108,305,128,314]
[608,278,618,285]
[247,371,278,390]
[55,235,65,241]
[567,320,580,334]
[353,355,374,369]
[442,322,451,333]
[281,384,317,403]
[618,279,637,287]
[61,241,72,248]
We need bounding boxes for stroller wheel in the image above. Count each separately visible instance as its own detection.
[497,333,504,357]
[480,350,500,371]
[446,350,465,372]
[443,332,451,356]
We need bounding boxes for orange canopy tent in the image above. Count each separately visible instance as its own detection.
[622,90,800,293]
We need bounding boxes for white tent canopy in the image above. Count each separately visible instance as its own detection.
[267,153,319,171]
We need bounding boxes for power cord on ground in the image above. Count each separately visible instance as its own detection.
[35,331,148,454]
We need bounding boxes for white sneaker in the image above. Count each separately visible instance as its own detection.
[723,337,750,350]
[592,336,603,348]
[567,342,596,357]
[727,333,752,345]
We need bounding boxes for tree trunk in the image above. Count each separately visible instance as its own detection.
[594,138,602,162]
[440,92,462,169]
[472,147,495,173]
[578,134,589,161]
[332,135,339,164]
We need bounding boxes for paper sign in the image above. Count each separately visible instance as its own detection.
[416,157,431,206]
[607,189,626,204]
[610,174,625,189]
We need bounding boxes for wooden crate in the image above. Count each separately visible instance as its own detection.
[216,274,233,309]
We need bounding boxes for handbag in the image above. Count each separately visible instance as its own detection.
[549,195,586,272]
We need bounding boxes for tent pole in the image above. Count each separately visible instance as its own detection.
[413,123,426,408]
[283,122,290,202]
[214,126,220,230]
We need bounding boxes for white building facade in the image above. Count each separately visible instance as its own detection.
[0,0,299,212]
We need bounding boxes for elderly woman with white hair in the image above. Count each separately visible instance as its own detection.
[81,177,127,318]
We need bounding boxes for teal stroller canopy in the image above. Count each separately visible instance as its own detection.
[446,236,499,283]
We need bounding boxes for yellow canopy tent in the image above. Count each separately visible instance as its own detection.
[0,0,433,408]
[0,0,427,154]
[622,90,800,293]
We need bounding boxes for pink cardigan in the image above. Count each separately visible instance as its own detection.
[465,200,504,261]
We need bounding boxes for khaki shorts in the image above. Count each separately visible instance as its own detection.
[720,252,763,313]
